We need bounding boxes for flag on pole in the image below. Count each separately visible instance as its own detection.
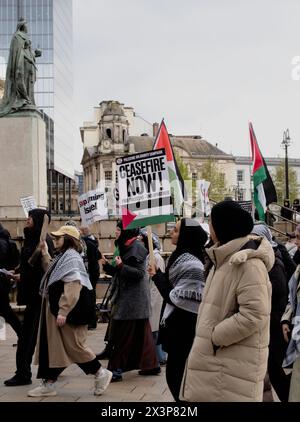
[249,122,277,220]
[153,120,185,215]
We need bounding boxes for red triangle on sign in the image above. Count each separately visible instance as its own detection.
[122,207,137,229]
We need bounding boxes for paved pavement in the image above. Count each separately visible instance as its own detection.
[0,323,173,403]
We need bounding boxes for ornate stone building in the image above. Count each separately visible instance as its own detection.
[81,100,237,198]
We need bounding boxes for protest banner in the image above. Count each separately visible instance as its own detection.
[78,189,108,225]
[116,148,174,228]
[198,180,211,217]
[20,196,37,217]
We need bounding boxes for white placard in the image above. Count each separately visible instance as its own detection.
[78,189,108,226]
[20,196,37,217]
[198,180,211,217]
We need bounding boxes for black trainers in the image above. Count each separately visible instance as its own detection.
[4,375,32,386]
[138,367,161,376]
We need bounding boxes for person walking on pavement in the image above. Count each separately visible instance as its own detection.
[0,224,21,337]
[95,222,122,360]
[79,226,101,330]
[4,209,54,387]
[251,223,290,402]
[104,224,158,382]
[27,225,112,398]
[180,201,274,402]
[139,228,167,366]
[282,226,300,401]
[149,218,208,401]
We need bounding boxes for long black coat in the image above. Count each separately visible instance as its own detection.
[17,209,54,305]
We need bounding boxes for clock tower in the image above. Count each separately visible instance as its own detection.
[98,101,129,155]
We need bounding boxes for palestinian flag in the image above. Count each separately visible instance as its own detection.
[249,122,277,220]
[153,120,185,215]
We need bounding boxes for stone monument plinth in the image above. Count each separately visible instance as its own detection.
[0,112,47,219]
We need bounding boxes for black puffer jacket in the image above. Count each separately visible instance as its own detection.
[17,209,54,305]
[269,248,288,324]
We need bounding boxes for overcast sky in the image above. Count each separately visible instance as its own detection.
[73,0,300,168]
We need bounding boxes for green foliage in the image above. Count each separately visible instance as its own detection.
[273,161,298,204]
[174,151,190,181]
[199,159,229,202]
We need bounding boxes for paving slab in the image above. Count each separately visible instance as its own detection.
[0,323,173,403]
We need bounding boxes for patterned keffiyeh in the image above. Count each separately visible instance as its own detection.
[40,248,93,296]
[162,252,205,323]
[283,265,300,368]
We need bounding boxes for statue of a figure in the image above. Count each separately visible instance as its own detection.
[0,17,41,117]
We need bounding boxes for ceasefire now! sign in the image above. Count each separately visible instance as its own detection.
[116,149,174,228]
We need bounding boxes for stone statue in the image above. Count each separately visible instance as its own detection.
[0,18,42,117]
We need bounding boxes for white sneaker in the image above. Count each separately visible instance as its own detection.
[27,380,57,397]
[94,368,112,396]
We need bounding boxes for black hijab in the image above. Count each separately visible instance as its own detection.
[23,208,52,258]
[210,200,254,245]
[115,220,140,257]
[166,218,208,273]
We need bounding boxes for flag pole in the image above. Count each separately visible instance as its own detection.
[249,124,255,221]
[147,225,155,272]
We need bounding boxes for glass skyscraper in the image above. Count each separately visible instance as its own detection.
[0,0,75,177]
[0,0,76,213]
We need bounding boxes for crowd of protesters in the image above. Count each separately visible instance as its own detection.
[1,201,300,401]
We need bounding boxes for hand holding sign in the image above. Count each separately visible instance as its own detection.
[115,256,122,266]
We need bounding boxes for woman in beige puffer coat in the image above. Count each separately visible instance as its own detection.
[180,201,274,402]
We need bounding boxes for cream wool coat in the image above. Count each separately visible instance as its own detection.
[180,236,274,402]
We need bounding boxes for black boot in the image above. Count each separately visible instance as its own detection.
[96,344,112,360]
[4,374,32,386]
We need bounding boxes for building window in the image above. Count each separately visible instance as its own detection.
[237,189,244,201]
[106,128,112,139]
[219,173,225,184]
[237,170,244,183]
[105,171,112,186]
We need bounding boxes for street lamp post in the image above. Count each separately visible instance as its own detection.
[282,129,291,200]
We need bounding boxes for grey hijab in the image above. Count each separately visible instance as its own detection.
[251,223,277,248]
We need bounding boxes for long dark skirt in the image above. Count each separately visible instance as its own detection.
[107,319,158,372]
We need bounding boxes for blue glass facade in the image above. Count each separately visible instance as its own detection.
[0,0,75,179]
